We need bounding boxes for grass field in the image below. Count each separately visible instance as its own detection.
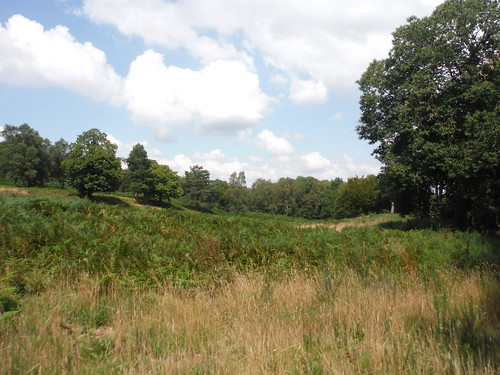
[1,187,499,374]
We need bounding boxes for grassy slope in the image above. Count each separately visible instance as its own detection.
[1,187,499,374]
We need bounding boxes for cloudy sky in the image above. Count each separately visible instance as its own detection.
[0,0,444,184]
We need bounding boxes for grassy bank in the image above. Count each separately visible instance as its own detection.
[1,190,499,373]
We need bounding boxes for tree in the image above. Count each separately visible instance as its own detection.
[209,179,230,209]
[225,171,249,213]
[250,178,275,213]
[49,138,69,189]
[182,165,211,209]
[319,178,344,219]
[65,128,121,198]
[0,124,51,187]
[126,143,153,200]
[357,0,499,226]
[147,162,183,204]
[337,175,380,217]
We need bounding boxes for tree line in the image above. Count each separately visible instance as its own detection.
[2,0,497,227]
[0,124,384,219]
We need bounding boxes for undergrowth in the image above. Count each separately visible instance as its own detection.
[0,193,499,374]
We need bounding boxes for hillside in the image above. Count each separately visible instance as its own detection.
[1,187,499,374]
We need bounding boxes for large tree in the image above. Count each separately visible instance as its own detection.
[65,129,121,198]
[225,171,249,214]
[126,143,153,200]
[0,124,51,187]
[49,138,69,189]
[182,165,212,209]
[337,175,380,218]
[357,0,499,226]
[146,162,183,204]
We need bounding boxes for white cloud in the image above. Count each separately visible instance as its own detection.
[81,0,444,92]
[289,79,328,105]
[0,15,270,140]
[99,133,381,184]
[0,15,122,104]
[342,154,381,176]
[81,0,250,65]
[256,129,294,155]
[123,50,271,137]
[106,134,149,159]
[270,74,287,85]
[300,152,332,171]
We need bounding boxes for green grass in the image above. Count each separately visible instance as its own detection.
[1,187,499,374]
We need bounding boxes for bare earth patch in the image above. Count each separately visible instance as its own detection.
[298,215,395,232]
[0,187,28,195]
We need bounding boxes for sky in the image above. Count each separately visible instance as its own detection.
[0,0,445,185]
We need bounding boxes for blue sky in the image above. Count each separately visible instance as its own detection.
[0,0,444,184]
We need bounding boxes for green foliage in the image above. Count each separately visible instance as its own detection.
[357,0,500,227]
[147,162,183,204]
[224,171,249,214]
[49,138,69,189]
[337,175,380,217]
[125,143,153,199]
[0,124,51,187]
[0,287,20,315]
[1,193,498,290]
[182,165,211,209]
[65,128,121,198]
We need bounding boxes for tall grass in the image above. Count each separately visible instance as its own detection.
[1,271,498,374]
[1,193,499,373]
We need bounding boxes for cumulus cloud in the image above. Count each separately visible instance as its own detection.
[81,0,250,65]
[0,15,270,140]
[342,154,381,176]
[108,131,381,184]
[123,50,270,137]
[0,15,122,103]
[256,129,294,155]
[289,79,328,105]
[81,0,444,92]
[106,134,151,160]
[162,149,380,185]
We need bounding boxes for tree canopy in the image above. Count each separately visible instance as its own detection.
[65,128,121,198]
[357,0,499,226]
[182,165,212,208]
[126,143,153,200]
[147,162,183,204]
[0,124,51,187]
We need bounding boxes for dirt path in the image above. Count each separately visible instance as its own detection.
[298,215,395,232]
[119,196,163,210]
[0,187,28,195]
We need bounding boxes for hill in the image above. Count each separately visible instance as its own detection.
[1,187,499,373]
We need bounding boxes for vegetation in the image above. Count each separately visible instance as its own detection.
[0,124,51,187]
[64,128,122,198]
[0,188,498,373]
[182,165,213,209]
[1,1,499,371]
[357,0,500,227]
[125,143,153,200]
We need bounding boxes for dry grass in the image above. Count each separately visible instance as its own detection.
[1,270,498,374]
[298,213,399,231]
[0,187,28,195]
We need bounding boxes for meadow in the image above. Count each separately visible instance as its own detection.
[1,188,499,374]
